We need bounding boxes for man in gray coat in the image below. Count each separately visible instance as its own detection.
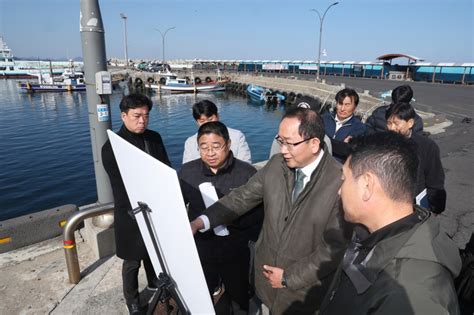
[320,132,461,314]
[191,107,351,314]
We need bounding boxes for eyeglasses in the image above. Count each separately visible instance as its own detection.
[275,135,314,151]
[198,143,227,153]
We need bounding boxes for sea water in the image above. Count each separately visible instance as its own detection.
[0,80,285,220]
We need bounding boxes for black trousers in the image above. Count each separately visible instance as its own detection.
[202,249,251,313]
[122,256,156,305]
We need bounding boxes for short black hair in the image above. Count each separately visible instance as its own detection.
[385,102,416,121]
[335,88,359,106]
[197,121,230,142]
[282,107,325,144]
[192,100,218,120]
[391,85,413,103]
[349,132,418,203]
[119,94,153,113]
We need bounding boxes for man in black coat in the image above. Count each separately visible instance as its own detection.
[102,94,170,314]
[178,121,263,314]
[365,85,424,134]
[386,102,446,213]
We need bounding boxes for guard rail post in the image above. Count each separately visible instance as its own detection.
[63,202,114,284]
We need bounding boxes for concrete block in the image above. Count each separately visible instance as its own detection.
[83,218,116,260]
[0,204,78,253]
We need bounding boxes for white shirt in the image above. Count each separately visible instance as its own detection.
[334,115,353,134]
[295,149,325,189]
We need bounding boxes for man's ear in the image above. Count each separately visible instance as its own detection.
[120,111,126,123]
[407,118,415,129]
[361,172,375,201]
[311,137,321,154]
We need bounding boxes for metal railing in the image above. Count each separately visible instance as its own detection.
[63,202,114,284]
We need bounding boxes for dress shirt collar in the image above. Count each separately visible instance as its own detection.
[296,149,325,185]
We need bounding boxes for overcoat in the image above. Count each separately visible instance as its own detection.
[204,151,351,314]
[102,125,170,260]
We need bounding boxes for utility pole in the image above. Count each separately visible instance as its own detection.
[120,13,129,68]
[311,2,339,80]
[154,27,176,69]
[80,0,112,204]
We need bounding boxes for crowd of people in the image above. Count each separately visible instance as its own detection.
[102,84,464,314]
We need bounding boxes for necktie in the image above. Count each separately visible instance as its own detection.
[292,169,306,202]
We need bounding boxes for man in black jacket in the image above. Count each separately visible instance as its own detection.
[320,132,460,314]
[386,102,446,213]
[178,121,263,314]
[102,94,171,315]
[365,85,424,134]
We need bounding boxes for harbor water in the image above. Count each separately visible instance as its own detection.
[0,80,285,221]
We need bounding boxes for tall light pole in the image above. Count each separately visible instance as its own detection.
[154,27,176,69]
[311,2,339,80]
[119,13,129,68]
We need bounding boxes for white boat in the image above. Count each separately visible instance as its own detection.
[18,63,86,92]
[155,69,179,84]
[0,36,82,79]
[148,71,228,93]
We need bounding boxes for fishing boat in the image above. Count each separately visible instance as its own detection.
[18,65,86,92]
[246,84,285,104]
[148,70,228,93]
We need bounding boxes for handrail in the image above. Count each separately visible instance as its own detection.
[63,202,114,284]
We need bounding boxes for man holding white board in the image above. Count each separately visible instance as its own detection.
[102,94,171,315]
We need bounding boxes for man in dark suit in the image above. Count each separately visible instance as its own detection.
[102,94,170,315]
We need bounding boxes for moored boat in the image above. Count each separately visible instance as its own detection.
[247,84,285,104]
[148,70,228,93]
[0,36,80,79]
[18,65,86,92]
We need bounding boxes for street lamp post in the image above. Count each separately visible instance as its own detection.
[154,27,176,69]
[311,2,339,80]
[119,13,129,68]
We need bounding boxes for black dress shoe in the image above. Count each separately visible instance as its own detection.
[127,303,146,315]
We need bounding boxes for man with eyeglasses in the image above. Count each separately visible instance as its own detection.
[102,94,171,315]
[182,100,252,164]
[179,121,263,314]
[190,107,351,314]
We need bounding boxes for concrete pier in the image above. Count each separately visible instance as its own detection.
[0,74,471,314]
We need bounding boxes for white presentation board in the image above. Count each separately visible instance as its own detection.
[107,130,214,315]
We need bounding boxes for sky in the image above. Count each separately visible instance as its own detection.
[0,0,473,63]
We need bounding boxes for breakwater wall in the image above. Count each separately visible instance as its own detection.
[123,69,382,116]
[0,204,78,253]
[227,73,382,114]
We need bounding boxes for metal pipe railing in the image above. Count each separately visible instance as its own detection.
[63,202,114,284]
